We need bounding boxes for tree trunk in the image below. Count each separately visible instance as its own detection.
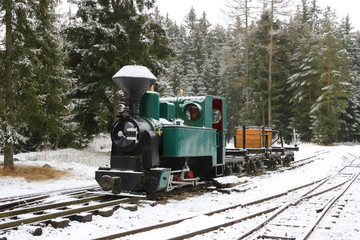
[268,0,274,128]
[327,41,331,112]
[113,85,119,122]
[245,0,250,112]
[4,0,15,171]
[4,145,14,171]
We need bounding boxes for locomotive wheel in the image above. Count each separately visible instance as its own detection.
[250,161,256,171]
[245,161,250,173]
[270,159,277,168]
[255,161,262,169]
[283,157,290,166]
[233,163,241,173]
[225,165,232,175]
[245,160,256,173]
[263,159,269,168]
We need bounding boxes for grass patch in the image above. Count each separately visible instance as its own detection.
[0,164,68,181]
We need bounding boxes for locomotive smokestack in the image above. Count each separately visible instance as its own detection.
[112,65,156,116]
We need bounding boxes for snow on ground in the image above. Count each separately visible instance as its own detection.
[0,142,359,239]
[0,135,111,198]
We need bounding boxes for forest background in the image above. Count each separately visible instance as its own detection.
[1,0,360,166]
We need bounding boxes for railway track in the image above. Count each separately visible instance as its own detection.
[240,158,360,239]
[0,183,210,236]
[0,185,101,211]
[276,150,330,172]
[0,150,349,239]
[91,177,331,239]
[0,186,143,235]
[92,154,359,240]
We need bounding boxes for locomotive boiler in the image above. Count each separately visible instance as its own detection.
[95,65,227,194]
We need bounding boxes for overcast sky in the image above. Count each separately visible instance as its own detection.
[156,0,360,32]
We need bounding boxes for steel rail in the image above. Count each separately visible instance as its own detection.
[0,195,50,212]
[0,185,100,202]
[167,207,279,240]
[239,156,360,240]
[238,176,354,239]
[93,155,358,240]
[91,177,328,240]
[0,195,109,219]
[303,172,360,240]
[0,185,100,207]
[166,177,334,240]
[0,197,132,231]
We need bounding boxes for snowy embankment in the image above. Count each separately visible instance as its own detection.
[0,135,111,198]
[0,141,359,240]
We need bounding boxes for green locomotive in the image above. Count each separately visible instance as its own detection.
[95,65,227,194]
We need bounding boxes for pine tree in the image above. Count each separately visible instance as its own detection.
[270,23,293,142]
[203,25,225,96]
[262,0,292,127]
[220,19,247,137]
[14,0,70,150]
[337,16,360,142]
[288,26,321,141]
[1,0,68,167]
[159,17,187,97]
[247,10,271,126]
[310,7,352,144]
[351,32,360,141]
[63,0,171,144]
[174,8,214,96]
[181,8,206,95]
[288,0,322,142]
[151,12,176,96]
[224,0,255,113]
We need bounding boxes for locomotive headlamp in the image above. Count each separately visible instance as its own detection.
[119,104,126,113]
[185,104,201,121]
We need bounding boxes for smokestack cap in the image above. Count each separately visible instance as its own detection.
[112,65,156,100]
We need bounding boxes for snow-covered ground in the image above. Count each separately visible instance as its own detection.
[0,141,359,239]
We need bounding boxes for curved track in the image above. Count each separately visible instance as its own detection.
[240,157,360,240]
[92,177,330,240]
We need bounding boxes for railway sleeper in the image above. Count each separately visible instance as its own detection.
[68,213,93,223]
[96,208,114,217]
[49,218,70,229]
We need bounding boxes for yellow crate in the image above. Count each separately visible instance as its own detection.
[235,128,272,148]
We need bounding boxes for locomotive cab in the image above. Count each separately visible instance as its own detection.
[159,96,227,182]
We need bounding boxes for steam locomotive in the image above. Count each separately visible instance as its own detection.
[95,65,226,194]
[95,65,298,194]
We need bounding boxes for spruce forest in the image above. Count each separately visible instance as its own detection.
[1,0,360,159]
